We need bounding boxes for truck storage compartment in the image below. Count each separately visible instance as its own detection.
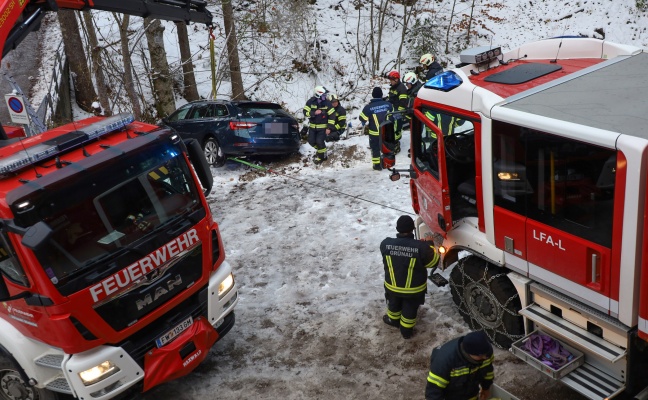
[511,330,584,379]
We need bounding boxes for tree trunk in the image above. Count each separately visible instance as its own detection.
[445,0,458,54]
[81,11,111,116]
[115,14,142,119]
[58,10,97,112]
[221,0,247,100]
[175,21,199,101]
[144,17,176,118]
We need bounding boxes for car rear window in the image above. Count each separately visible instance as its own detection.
[238,103,291,118]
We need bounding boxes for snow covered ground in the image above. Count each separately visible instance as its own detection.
[138,131,585,400]
[21,0,648,398]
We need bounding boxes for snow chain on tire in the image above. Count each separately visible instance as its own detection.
[449,257,525,348]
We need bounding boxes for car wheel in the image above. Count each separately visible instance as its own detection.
[0,355,58,400]
[203,137,225,167]
[449,255,524,349]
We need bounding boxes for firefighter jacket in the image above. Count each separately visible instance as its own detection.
[359,98,393,136]
[388,82,409,116]
[332,103,347,132]
[425,337,494,400]
[304,97,335,130]
[424,111,463,139]
[407,81,423,109]
[425,61,444,81]
[379,233,439,297]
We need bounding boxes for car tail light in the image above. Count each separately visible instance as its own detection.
[229,121,257,130]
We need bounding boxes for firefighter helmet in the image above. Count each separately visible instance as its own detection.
[329,93,339,102]
[314,86,328,98]
[403,72,418,85]
[420,53,435,66]
[387,70,400,80]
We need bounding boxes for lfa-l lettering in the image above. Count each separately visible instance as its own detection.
[532,230,566,251]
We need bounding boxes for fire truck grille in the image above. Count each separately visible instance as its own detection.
[94,244,204,331]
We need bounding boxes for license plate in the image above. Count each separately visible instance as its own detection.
[155,316,193,348]
[265,122,289,134]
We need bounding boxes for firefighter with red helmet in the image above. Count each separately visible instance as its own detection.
[303,86,336,164]
[425,330,495,400]
[380,215,439,339]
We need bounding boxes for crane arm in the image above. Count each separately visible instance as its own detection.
[0,0,213,59]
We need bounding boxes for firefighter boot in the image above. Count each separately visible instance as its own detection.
[383,315,399,328]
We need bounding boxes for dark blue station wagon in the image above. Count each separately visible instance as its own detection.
[162,100,301,166]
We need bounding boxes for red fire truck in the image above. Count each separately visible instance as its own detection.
[0,2,238,400]
[391,37,648,399]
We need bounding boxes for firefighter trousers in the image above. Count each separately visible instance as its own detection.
[385,291,425,337]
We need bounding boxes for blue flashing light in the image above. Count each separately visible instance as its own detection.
[423,71,463,92]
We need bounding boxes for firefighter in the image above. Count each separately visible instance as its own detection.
[303,86,336,164]
[359,87,393,171]
[425,111,464,139]
[380,215,439,338]
[425,330,494,400]
[326,93,347,142]
[420,53,443,81]
[403,72,423,109]
[386,70,408,153]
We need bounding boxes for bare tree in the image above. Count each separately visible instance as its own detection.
[175,21,199,101]
[81,11,111,115]
[113,14,142,119]
[144,17,175,118]
[58,10,97,112]
[221,0,247,100]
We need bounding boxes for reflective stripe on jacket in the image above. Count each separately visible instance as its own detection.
[379,233,439,296]
[388,82,408,112]
[359,99,393,135]
[425,337,494,400]
[304,97,335,129]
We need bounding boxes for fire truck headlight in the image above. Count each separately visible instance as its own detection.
[79,361,120,386]
[218,273,235,299]
[497,171,520,181]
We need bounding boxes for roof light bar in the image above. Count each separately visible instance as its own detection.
[460,46,502,65]
[0,113,134,175]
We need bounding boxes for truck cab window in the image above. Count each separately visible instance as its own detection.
[0,230,28,287]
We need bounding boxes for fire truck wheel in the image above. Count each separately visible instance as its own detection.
[449,255,524,349]
[203,137,225,167]
[0,355,57,400]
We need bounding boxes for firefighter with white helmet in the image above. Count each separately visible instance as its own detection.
[420,53,443,81]
[303,86,336,163]
[403,72,423,109]
[387,70,407,153]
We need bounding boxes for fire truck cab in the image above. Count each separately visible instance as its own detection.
[0,2,239,400]
[400,37,648,399]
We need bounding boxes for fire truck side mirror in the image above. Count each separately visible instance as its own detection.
[21,221,53,251]
[183,139,214,195]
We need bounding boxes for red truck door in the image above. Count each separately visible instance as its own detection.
[492,121,616,301]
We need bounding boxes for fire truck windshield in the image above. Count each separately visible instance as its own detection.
[11,141,203,292]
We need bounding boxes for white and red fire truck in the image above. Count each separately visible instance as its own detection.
[391,37,648,399]
[0,2,238,399]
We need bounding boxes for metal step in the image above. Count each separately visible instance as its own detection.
[561,363,624,399]
[34,354,64,369]
[520,304,626,363]
[45,376,73,395]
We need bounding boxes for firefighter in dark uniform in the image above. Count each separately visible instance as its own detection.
[359,87,393,171]
[380,215,439,338]
[420,53,443,81]
[425,330,495,400]
[387,70,408,154]
[326,93,347,142]
[425,111,464,139]
[303,86,336,163]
